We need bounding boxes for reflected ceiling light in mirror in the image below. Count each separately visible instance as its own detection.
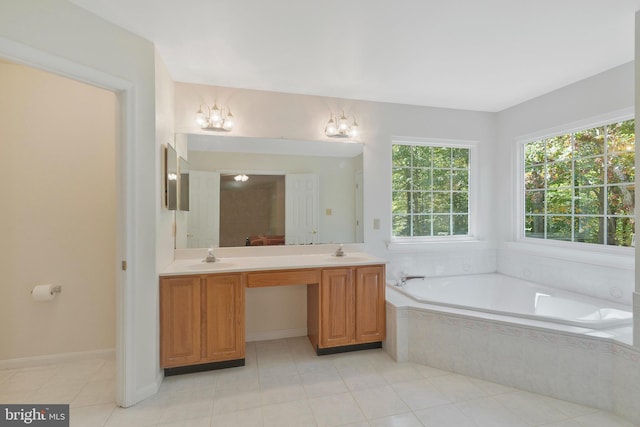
[195,103,235,131]
[234,174,249,182]
[325,112,359,139]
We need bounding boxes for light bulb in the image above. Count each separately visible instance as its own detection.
[349,122,359,138]
[195,109,205,126]
[211,104,222,124]
[338,114,349,132]
[223,111,235,130]
[325,116,337,136]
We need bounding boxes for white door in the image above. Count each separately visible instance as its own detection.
[355,170,364,242]
[188,171,220,248]
[285,174,319,245]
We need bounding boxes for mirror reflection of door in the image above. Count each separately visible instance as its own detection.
[285,174,320,245]
[355,170,364,242]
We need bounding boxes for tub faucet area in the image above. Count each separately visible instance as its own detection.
[397,274,425,286]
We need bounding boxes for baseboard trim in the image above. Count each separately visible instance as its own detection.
[246,328,307,343]
[133,370,164,406]
[0,348,115,370]
[316,341,382,356]
[164,359,245,376]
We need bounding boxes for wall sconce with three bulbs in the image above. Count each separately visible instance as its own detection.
[195,103,235,131]
[325,112,359,139]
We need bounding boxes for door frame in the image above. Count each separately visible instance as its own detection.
[0,37,136,406]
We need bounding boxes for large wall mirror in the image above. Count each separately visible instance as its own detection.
[175,134,364,249]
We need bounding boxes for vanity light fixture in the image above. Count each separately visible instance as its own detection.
[234,174,249,182]
[195,103,235,132]
[325,112,359,139]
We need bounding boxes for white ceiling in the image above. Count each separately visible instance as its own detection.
[69,0,640,112]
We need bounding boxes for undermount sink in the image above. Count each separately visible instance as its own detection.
[186,262,235,270]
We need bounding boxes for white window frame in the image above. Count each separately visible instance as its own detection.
[513,109,635,261]
[389,137,479,248]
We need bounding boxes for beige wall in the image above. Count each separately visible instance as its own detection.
[245,285,307,342]
[0,62,116,360]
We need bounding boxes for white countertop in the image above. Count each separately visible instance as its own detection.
[161,251,388,276]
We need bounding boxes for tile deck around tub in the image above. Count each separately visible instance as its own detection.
[0,338,636,427]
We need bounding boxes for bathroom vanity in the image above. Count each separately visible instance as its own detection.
[159,251,386,374]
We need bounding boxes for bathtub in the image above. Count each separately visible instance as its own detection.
[389,273,632,329]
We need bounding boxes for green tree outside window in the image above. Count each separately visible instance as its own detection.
[392,144,470,238]
[524,119,635,247]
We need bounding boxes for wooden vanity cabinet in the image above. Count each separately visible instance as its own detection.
[161,262,385,371]
[319,268,355,348]
[354,266,386,343]
[203,274,245,362]
[310,265,385,353]
[160,276,202,368]
[160,274,245,370]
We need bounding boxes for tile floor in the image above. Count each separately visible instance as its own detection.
[0,337,637,427]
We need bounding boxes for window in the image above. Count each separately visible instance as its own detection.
[523,119,635,247]
[392,143,470,238]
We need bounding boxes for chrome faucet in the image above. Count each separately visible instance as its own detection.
[204,248,217,263]
[396,274,425,287]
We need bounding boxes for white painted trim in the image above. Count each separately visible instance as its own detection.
[246,328,307,343]
[0,37,136,408]
[391,136,479,147]
[116,88,138,408]
[389,136,480,243]
[386,238,488,252]
[135,370,164,404]
[514,107,634,144]
[216,169,287,175]
[0,349,115,370]
[511,112,636,259]
[186,134,363,158]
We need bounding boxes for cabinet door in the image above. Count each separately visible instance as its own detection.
[355,266,386,343]
[203,274,245,362]
[320,268,354,348]
[160,277,202,368]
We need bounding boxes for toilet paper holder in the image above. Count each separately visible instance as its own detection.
[31,285,62,295]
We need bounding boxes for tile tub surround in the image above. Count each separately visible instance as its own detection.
[385,289,640,424]
[1,338,635,427]
[497,246,634,306]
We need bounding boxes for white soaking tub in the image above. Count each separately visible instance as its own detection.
[390,273,632,329]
